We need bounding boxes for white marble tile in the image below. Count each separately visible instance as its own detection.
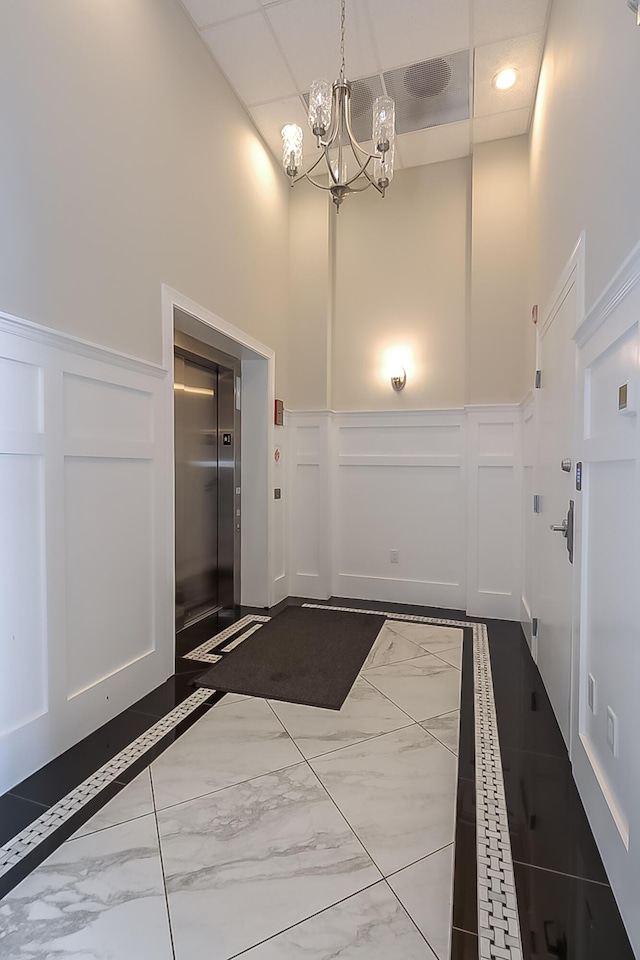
[309,725,457,877]
[363,655,461,722]
[239,881,437,959]
[150,696,302,810]
[158,763,380,960]
[73,770,154,838]
[421,711,460,756]
[362,621,427,669]
[268,677,412,759]
[394,623,464,654]
[434,646,463,670]
[0,815,172,959]
[387,845,454,960]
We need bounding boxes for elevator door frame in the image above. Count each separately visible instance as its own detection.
[174,331,241,631]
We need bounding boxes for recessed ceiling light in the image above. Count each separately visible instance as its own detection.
[493,67,517,91]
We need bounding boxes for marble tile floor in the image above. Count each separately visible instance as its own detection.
[0,618,463,960]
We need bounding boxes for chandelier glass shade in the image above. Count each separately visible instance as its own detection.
[281,0,396,211]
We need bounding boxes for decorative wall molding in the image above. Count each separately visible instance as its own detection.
[575,235,640,348]
[0,311,173,795]
[287,406,523,617]
[0,310,167,379]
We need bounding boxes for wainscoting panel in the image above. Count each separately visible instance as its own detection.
[334,411,466,608]
[466,406,522,619]
[0,453,46,737]
[520,392,536,649]
[287,414,332,598]
[0,312,172,795]
[64,457,154,700]
[571,241,640,953]
[287,408,523,615]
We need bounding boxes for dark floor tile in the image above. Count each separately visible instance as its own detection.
[453,776,477,935]
[514,862,634,960]
[450,928,479,958]
[503,747,607,884]
[175,609,238,657]
[9,709,158,807]
[0,793,49,846]
[458,632,475,781]
[128,671,203,717]
[489,630,568,761]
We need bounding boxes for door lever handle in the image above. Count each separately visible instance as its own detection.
[550,520,568,536]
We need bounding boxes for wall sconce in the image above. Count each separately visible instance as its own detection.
[390,367,406,391]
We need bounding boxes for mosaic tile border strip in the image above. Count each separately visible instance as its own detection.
[0,687,213,881]
[474,622,523,959]
[302,602,470,629]
[183,614,271,663]
[303,602,524,960]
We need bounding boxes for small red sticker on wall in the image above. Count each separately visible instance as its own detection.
[274,448,281,464]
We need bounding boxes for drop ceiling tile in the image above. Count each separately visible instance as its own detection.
[266,0,378,92]
[473,107,530,144]
[398,120,471,169]
[474,33,544,118]
[473,0,550,48]
[202,12,297,105]
[181,0,259,29]
[366,0,470,71]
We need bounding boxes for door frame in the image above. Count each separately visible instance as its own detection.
[533,233,585,758]
[161,285,279,659]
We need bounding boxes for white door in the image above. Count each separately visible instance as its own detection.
[535,279,578,746]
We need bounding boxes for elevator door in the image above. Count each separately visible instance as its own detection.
[174,351,238,629]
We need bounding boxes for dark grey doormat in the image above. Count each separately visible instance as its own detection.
[195,606,385,710]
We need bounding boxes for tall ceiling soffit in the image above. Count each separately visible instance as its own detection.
[179,0,551,172]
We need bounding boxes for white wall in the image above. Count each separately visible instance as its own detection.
[287,406,523,619]
[0,0,290,392]
[333,161,470,411]
[0,0,292,787]
[528,0,640,950]
[470,138,530,403]
[529,0,640,380]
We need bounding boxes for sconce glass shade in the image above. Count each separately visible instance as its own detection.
[308,79,332,136]
[281,123,304,176]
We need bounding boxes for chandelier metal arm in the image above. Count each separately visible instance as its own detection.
[280,0,394,208]
[343,106,385,164]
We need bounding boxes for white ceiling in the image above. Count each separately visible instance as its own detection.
[179,0,551,172]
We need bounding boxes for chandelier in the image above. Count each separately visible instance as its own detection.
[281,0,396,212]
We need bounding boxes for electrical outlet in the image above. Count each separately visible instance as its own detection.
[587,674,596,714]
[390,549,399,563]
[606,707,619,757]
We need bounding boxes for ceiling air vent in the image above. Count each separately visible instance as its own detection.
[383,50,469,135]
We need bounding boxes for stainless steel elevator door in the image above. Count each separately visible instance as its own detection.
[174,355,219,627]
